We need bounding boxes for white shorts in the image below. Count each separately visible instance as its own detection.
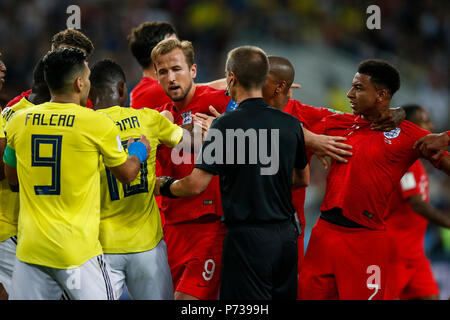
[9,254,116,300]
[0,236,17,294]
[105,239,173,300]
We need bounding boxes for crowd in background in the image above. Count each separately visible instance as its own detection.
[0,0,448,271]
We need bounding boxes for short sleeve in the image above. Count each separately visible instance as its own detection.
[399,170,421,199]
[4,113,18,149]
[98,117,128,168]
[0,116,5,138]
[294,121,308,169]
[157,112,183,147]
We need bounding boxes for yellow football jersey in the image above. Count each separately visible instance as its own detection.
[0,97,35,242]
[0,115,4,138]
[4,102,128,268]
[98,106,183,253]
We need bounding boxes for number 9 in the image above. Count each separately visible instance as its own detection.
[202,259,215,281]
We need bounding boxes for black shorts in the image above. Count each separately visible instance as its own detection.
[220,219,298,300]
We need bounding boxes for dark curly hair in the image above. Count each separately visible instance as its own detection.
[128,22,177,68]
[51,29,94,57]
[90,59,126,89]
[358,59,400,97]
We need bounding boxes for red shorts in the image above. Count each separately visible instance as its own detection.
[299,218,388,300]
[163,216,226,300]
[386,256,439,299]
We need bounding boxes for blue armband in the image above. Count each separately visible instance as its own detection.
[3,145,17,167]
[128,141,147,162]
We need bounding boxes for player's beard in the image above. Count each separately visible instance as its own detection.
[170,80,193,102]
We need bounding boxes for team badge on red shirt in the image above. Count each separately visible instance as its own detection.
[383,127,401,139]
[181,111,192,125]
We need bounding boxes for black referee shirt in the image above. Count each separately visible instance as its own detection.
[195,97,308,225]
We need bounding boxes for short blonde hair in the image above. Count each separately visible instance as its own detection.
[151,38,194,68]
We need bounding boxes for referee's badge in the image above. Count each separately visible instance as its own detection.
[383,127,401,139]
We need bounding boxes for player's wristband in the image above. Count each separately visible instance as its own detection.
[159,176,179,199]
[3,145,17,167]
[128,141,147,162]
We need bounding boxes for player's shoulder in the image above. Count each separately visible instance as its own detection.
[196,85,227,100]
[2,97,34,120]
[398,120,429,139]
[321,111,355,124]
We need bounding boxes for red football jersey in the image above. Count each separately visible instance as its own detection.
[130,77,172,109]
[5,90,31,108]
[283,99,335,231]
[5,89,93,109]
[157,85,231,224]
[386,160,429,260]
[311,114,433,230]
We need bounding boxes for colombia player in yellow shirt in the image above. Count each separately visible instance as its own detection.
[89,59,185,299]
[0,58,50,299]
[3,49,150,300]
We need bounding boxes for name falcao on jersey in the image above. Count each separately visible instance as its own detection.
[23,113,141,131]
[25,112,75,127]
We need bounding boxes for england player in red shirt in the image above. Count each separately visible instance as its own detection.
[298,59,450,300]
[4,29,95,109]
[151,38,230,300]
[128,22,178,110]
[194,55,406,299]
[385,104,450,300]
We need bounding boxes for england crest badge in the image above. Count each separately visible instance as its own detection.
[383,127,401,139]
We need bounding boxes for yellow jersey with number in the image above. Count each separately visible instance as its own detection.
[4,102,128,268]
[98,106,183,253]
[0,97,35,242]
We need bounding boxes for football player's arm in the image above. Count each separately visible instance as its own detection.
[2,145,18,191]
[0,137,5,180]
[108,135,150,184]
[414,131,450,161]
[303,127,352,170]
[155,168,214,197]
[174,123,203,153]
[407,194,450,228]
[436,153,450,176]
[370,107,405,131]
[292,164,310,190]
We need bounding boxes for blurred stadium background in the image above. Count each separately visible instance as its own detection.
[0,0,448,299]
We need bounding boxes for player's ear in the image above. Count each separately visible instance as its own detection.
[118,81,126,99]
[377,88,388,102]
[74,76,83,93]
[276,81,287,95]
[190,63,197,79]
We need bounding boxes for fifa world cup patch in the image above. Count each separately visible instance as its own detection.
[383,127,401,139]
[181,111,192,125]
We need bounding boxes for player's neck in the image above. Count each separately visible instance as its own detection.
[143,66,157,80]
[93,98,122,110]
[173,83,197,112]
[50,94,81,106]
[362,104,390,122]
[235,87,263,104]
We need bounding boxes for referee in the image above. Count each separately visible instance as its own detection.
[155,45,309,300]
